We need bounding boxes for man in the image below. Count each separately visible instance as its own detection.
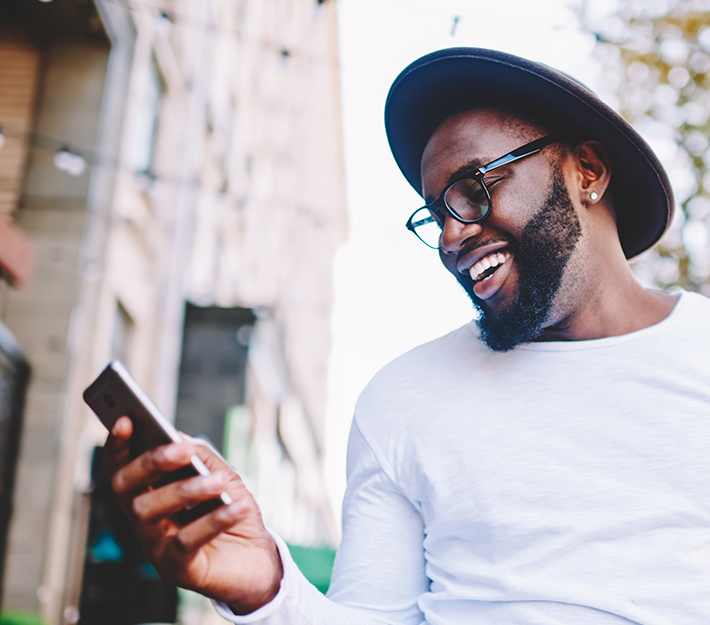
[105,48,710,624]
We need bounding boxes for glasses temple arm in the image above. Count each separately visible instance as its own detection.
[478,134,566,175]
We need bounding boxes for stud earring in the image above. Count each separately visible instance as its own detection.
[590,192,598,201]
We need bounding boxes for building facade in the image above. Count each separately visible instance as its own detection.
[0,1,346,623]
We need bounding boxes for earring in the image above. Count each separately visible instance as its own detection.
[590,192,598,201]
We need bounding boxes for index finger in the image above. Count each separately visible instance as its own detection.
[111,440,194,500]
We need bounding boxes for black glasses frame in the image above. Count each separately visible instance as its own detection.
[406,134,567,249]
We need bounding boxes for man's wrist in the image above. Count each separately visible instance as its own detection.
[226,537,284,615]
[226,574,282,615]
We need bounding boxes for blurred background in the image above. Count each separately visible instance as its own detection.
[0,0,708,624]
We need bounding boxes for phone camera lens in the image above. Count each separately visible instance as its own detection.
[102,393,117,409]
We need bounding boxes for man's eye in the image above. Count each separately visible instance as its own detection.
[464,184,488,204]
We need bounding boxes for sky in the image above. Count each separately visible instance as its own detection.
[323,0,604,528]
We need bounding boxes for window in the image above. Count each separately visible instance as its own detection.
[110,301,134,366]
[129,59,163,175]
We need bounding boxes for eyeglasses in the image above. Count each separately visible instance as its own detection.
[405,134,566,249]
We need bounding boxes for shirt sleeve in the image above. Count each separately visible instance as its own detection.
[212,419,428,625]
[327,419,428,622]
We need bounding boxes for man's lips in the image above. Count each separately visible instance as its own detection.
[457,242,513,301]
[471,254,513,300]
[468,251,511,282]
[457,241,512,277]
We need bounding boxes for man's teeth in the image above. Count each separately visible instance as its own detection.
[469,252,510,281]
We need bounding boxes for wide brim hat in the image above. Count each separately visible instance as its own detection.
[385,47,674,259]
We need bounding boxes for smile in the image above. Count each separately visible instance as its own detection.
[468,251,511,282]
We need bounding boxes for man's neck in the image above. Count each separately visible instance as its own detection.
[536,269,679,343]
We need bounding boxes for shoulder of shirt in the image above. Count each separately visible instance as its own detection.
[365,320,481,387]
[681,289,710,307]
[675,288,710,328]
[352,321,483,434]
[670,289,710,326]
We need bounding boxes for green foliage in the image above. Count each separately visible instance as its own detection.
[287,543,336,594]
[582,0,710,294]
[0,610,48,625]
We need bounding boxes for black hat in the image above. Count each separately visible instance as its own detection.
[385,47,674,259]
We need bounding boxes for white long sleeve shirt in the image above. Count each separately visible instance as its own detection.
[216,290,710,624]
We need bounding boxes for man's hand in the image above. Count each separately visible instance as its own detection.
[103,416,283,615]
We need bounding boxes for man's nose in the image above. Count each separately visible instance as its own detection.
[439,215,483,254]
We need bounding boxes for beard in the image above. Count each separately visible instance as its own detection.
[459,169,582,352]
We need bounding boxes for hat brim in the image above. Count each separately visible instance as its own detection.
[385,47,674,259]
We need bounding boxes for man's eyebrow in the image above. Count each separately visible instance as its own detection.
[449,159,484,182]
[443,159,485,189]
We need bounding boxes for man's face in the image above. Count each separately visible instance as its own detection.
[420,109,583,352]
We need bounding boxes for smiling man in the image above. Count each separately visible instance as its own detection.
[104,48,710,625]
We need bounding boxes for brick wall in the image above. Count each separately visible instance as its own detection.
[0,37,40,217]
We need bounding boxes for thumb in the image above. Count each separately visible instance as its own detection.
[103,416,134,478]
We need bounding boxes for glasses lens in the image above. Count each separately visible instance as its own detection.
[444,178,489,221]
[409,207,443,248]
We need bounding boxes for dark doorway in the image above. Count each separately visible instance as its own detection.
[175,304,256,454]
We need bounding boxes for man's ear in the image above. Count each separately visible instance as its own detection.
[574,140,612,203]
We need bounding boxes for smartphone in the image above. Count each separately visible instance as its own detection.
[83,360,233,522]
